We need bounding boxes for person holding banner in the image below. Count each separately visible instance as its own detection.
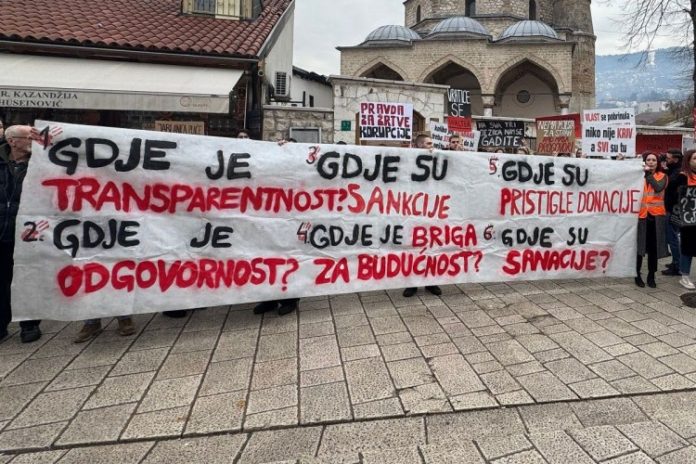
[664,149,685,277]
[403,134,442,298]
[0,125,41,343]
[636,152,669,289]
[667,150,696,289]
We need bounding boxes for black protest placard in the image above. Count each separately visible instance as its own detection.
[680,186,696,228]
[446,89,472,132]
[476,120,525,148]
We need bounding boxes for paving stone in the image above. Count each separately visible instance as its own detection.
[653,373,696,390]
[486,340,535,366]
[300,382,351,424]
[533,348,570,363]
[544,357,596,384]
[381,342,421,362]
[129,328,181,351]
[10,386,93,429]
[516,371,577,402]
[184,390,245,434]
[604,452,657,464]
[352,397,404,419]
[300,335,341,371]
[212,328,258,361]
[589,360,636,381]
[319,417,424,456]
[619,352,673,379]
[299,308,333,325]
[452,336,486,354]
[496,390,534,406]
[450,391,498,410]
[344,357,395,404]
[660,353,696,375]
[0,422,67,452]
[506,361,545,377]
[240,427,322,463]
[300,322,335,339]
[362,446,421,464]
[519,403,583,433]
[334,313,368,329]
[84,372,155,409]
[475,434,531,461]
[376,332,414,346]
[633,319,674,337]
[142,434,246,464]
[429,354,485,395]
[515,334,559,353]
[658,333,695,348]
[388,357,433,389]
[252,358,298,390]
[481,370,521,395]
[301,366,344,387]
[398,382,451,414]
[421,342,459,358]
[67,341,130,370]
[605,343,640,357]
[261,311,298,335]
[549,332,612,363]
[633,391,696,419]
[244,406,297,430]
[420,442,485,464]
[428,409,525,442]
[0,382,46,421]
[569,377,620,398]
[199,358,253,396]
[657,446,696,463]
[7,450,67,463]
[121,407,188,440]
[56,403,136,446]
[571,398,648,427]
[493,450,547,464]
[0,356,73,387]
[57,442,154,464]
[138,375,202,413]
[369,316,407,335]
[247,384,297,415]
[529,430,595,464]
[617,421,688,458]
[341,344,380,362]
[155,350,211,380]
[625,334,659,346]
[336,326,375,348]
[571,425,638,461]
[611,376,660,394]
[224,308,261,331]
[171,329,219,354]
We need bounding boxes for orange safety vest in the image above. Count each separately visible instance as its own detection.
[639,171,666,218]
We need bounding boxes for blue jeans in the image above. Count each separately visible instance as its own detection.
[666,213,680,267]
[85,316,130,325]
[680,254,693,276]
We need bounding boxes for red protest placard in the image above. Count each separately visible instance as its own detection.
[636,134,683,154]
[448,116,472,133]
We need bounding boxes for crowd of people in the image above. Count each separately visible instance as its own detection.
[0,124,693,346]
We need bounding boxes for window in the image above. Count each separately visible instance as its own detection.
[309,95,315,108]
[416,5,421,22]
[465,0,476,16]
[290,128,321,143]
[192,0,215,14]
[274,72,289,97]
[529,0,537,20]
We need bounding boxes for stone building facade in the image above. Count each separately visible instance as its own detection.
[337,0,594,126]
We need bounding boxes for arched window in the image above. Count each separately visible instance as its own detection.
[465,0,476,16]
[529,0,537,20]
[416,5,421,22]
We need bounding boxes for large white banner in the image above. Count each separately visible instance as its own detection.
[582,108,636,158]
[13,122,643,321]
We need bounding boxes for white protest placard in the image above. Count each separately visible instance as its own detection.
[13,121,643,321]
[359,102,413,141]
[582,108,636,158]
[459,131,480,152]
[429,121,480,151]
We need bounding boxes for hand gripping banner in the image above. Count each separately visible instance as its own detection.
[12,122,643,321]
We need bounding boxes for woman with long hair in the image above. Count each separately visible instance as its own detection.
[636,152,669,288]
[669,149,696,289]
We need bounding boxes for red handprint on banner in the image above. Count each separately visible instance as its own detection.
[30,126,63,149]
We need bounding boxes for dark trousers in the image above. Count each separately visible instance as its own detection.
[637,217,658,275]
[0,241,40,332]
[666,213,680,267]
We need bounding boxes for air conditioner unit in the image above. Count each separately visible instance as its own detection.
[274,71,290,100]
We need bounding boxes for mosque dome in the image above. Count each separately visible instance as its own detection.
[498,20,560,41]
[363,25,421,45]
[429,16,490,38]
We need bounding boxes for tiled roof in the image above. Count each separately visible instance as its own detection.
[0,0,293,58]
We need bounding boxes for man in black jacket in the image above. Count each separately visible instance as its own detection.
[1,125,41,343]
[663,149,684,276]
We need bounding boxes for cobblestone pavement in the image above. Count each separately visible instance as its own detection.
[2,274,696,462]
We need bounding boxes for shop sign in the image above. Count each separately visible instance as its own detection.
[155,121,205,135]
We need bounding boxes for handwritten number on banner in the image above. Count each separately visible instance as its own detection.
[488,156,498,175]
[21,220,48,242]
[31,126,63,149]
[297,222,311,243]
[483,225,494,241]
[306,146,320,164]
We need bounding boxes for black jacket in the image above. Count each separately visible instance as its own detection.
[0,144,29,243]
[665,164,682,213]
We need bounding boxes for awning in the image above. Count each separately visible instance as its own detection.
[0,55,244,113]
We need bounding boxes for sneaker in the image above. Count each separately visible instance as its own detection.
[254,301,279,314]
[425,286,442,296]
[662,267,681,276]
[74,322,102,344]
[680,276,696,290]
[403,287,417,297]
[20,325,42,344]
[117,318,136,336]
[278,299,299,316]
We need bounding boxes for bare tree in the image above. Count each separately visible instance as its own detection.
[602,0,695,97]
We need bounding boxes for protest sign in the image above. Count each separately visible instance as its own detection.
[13,121,642,321]
[684,136,696,153]
[582,108,636,158]
[679,187,696,228]
[446,89,472,133]
[536,114,582,139]
[476,120,525,149]
[536,118,576,154]
[359,102,413,141]
[634,134,683,155]
[429,122,480,151]
[155,121,205,135]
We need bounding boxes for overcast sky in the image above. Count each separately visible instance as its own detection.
[293,0,683,75]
